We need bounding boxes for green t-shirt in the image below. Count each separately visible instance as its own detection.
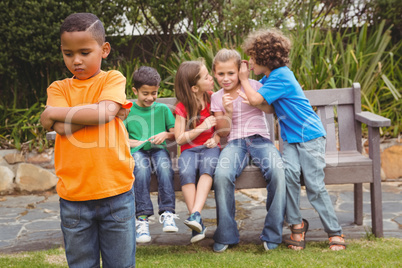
[124,102,175,153]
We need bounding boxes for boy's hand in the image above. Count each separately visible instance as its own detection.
[222,93,233,115]
[239,60,250,82]
[129,139,147,148]
[148,132,168,145]
[40,106,56,131]
[238,89,274,113]
[237,89,252,106]
[201,116,217,130]
[116,107,130,121]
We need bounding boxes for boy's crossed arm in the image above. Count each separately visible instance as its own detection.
[41,100,124,135]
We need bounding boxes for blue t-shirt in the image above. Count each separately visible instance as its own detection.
[258,66,325,143]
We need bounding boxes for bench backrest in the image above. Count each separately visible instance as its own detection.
[131,82,362,156]
[303,83,362,153]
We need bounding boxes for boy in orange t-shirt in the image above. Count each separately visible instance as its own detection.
[40,13,136,267]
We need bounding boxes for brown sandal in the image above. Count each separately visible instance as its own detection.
[329,235,346,250]
[284,218,309,250]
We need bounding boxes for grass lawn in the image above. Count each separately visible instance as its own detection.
[0,238,401,267]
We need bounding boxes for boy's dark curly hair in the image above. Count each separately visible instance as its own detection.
[133,66,161,89]
[243,28,291,70]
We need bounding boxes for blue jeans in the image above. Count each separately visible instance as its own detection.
[178,146,220,185]
[283,136,342,236]
[60,188,136,268]
[213,135,286,245]
[133,149,175,217]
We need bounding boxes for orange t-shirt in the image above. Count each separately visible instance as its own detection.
[46,70,135,201]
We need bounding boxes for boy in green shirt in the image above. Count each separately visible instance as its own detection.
[124,66,178,243]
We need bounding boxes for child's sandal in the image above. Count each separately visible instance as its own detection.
[284,218,309,250]
[329,234,346,250]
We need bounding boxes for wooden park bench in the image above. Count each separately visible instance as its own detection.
[47,82,390,237]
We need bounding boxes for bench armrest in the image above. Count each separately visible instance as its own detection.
[46,131,57,141]
[355,111,391,128]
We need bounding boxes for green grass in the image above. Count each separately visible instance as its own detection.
[1,238,401,267]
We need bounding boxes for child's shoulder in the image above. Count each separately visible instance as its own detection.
[153,101,171,110]
[211,88,224,98]
[270,66,292,79]
[102,70,125,80]
[248,78,263,88]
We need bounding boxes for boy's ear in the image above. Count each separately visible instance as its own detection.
[101,42,111,59]
[132,87,138,95]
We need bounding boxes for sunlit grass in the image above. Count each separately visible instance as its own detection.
[1,238,401,268]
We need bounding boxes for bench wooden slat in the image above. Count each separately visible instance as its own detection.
[304,88,354,106]
[317,106,337,152]
[337,104,358,151]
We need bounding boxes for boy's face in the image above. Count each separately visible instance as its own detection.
[61,31,110,80]
[213,60,240,92]
[133,85,159,107]
[249,57,269,76]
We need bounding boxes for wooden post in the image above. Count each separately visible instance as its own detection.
[368,126,384,237]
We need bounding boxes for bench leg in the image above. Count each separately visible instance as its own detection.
[354,183,363,225]
[368,127,384,237]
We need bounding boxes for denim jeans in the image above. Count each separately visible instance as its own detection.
[60,188,136,268]
[283,136,342,236]
[178,146,220,185]
[213,135,286,245]
[133,149,175,217]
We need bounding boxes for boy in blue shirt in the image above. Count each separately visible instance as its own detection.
[240,28,346,251]
[124,66,178,243]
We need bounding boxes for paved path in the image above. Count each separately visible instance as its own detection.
[0,182,401,253]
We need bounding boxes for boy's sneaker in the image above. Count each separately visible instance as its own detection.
[190,224,207,243]
[263,241,279,251]
[159,211,179,233]
[213,242,228,253]
[184,211,203,233]
[136,218,151,243]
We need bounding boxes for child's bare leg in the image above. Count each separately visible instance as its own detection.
[191,174,213,213]
[182,183,196,213]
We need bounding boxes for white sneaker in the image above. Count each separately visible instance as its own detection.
[136,218,151,243]
[159,211,179,233]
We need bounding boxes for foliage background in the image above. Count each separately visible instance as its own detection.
[0,0,401,150]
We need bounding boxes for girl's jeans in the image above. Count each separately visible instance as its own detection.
[283,136,342,236]
[60,187,136,268]
[213,135,286,245]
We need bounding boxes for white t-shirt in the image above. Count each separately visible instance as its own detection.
[211,79,270,142]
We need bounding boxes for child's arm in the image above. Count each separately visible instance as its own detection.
[238,61,266,106]
[214,93,233,138]
[148,128,175,145]
[40,100,122,131]
[174,114,216,146]
[204,132,220,148]
[128,139,147,148]
[51,122,86,135]
[237,90,274,114]
[116,107,131,121]
[45,106,129,135]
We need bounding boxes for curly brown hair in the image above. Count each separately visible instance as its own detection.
[242,28,291,70]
